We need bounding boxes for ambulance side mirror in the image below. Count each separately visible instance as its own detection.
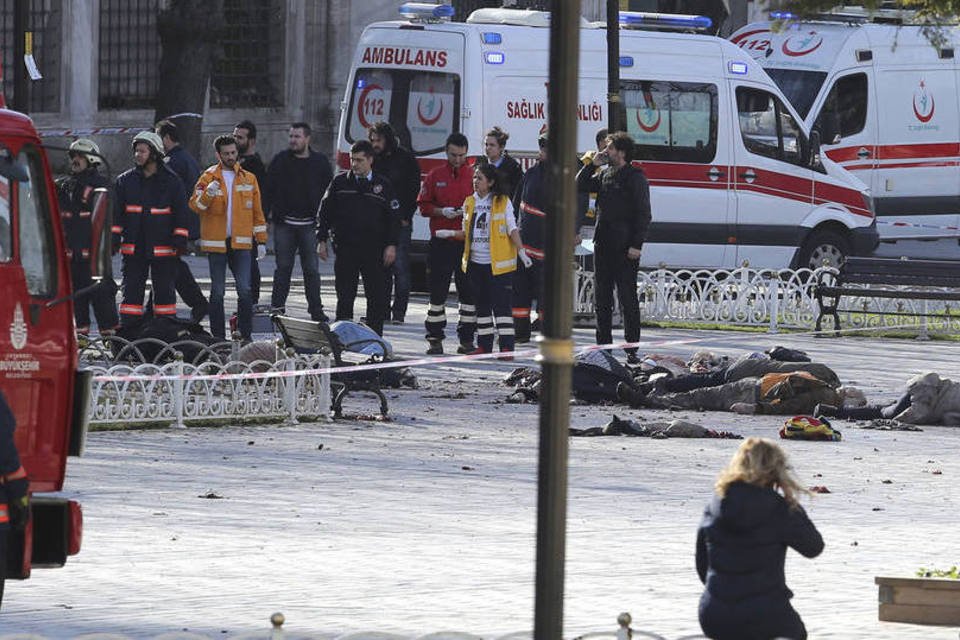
[807,130,821,169]
[88,187,113,281]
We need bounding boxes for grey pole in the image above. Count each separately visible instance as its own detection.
[533,2,580,639]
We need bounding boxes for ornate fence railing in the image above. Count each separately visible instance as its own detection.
[82,337,331,428]
[575,265,960,335]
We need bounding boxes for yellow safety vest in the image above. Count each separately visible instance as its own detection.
[461,194,517,276]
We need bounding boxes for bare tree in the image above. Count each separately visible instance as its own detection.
[154,0,226,161]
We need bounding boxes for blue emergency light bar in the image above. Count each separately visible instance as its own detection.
[620,56,635,67]
[769,11,797,20]
[482,32,502,44]
[399,2,455,21]
[619,11,713,30]
[728,61,749,75]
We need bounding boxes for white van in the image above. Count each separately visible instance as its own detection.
[732,10,960,259]
[336,4,877,278]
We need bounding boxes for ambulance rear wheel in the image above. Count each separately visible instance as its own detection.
[798,229,849,270]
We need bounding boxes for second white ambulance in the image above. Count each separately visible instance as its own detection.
[337,4,878,276]
[732,9,960,259]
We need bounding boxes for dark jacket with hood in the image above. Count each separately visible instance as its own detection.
[696,481,824,640]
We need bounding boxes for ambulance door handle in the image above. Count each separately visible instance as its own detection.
[707,167,725,181]
[857,147,870,159]
[739,169,757,182]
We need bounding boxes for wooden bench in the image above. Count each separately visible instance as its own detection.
[272,315,389,418]
[814,257,960,332]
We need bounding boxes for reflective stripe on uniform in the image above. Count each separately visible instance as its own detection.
[194,198,208,211]
[125,205,143,213]
[150,207,171,215]
[120,303,144,315]
[523,245,544,259]
[154,304,177,315]
[494,258,517,270]
[79,211,91,218]
[0,505,8,523]
[174,227,190,237]
[233,236,251,245]
[253,225,267,234]
[120,244,136,255]
[201,240,226,250]
[4,465,27,481]
[520,201,547,217]
[111,225,123,234]
[153,246,176,257]
[512,307,531,318]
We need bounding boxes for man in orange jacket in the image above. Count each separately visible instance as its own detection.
[190,135,268,342]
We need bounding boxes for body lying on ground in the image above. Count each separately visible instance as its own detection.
[818,372,960,426]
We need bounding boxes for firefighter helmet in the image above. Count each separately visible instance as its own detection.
[132,130,164,156]
[69,138,102,165]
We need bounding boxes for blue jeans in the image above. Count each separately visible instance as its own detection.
[271,222,325,320]
[208,246,252,340]
[386,222,412,321]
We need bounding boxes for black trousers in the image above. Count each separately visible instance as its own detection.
[594,244,641,354]
[424,237,475,345]
[70,260,119,333]
[467,261,514,352]
[121,255,178,324]
[334,244,388,336]
[174,256,207,310]
[251,239,262,305]
[511,258,543,343]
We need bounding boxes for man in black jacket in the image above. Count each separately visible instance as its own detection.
[576,132,651,364]
[57,139,119,336]
[266,122,333,321]
[234,120,267,305]
[369,121,420,325]
[317,140,400,336]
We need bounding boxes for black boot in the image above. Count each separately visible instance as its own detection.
[813,403,839,418]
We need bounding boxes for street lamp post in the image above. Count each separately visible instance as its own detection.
[606,0,625,132]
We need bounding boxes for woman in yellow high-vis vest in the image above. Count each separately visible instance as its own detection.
[436,163,531,354]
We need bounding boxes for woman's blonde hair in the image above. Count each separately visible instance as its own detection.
[715,437,809,508]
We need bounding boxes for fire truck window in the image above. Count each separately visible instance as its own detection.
[0,176,10,262]
[623,81,718,163]
[16,148,57,297]
[814,73,868,143]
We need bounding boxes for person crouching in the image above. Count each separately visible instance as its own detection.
[436,164,531,355]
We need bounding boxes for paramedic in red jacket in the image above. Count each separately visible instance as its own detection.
[417,132,476,355]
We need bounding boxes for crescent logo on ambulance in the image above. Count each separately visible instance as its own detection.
[361,46,448,68]
[912,80,935,123]
[417,90,444,126]
[781,31,823,57]
[636,107,661,132]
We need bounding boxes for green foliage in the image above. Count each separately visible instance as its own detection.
[916,566,960,579]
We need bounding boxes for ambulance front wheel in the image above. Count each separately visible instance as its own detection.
[798,228,849,271]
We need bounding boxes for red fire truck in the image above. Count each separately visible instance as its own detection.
[0,103,102,602]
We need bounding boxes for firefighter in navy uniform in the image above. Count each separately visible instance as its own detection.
[512,133,549,344]
[112,131,191,325]
[316,140,400,337]
[0,391,30,606]
[57,138,119,336]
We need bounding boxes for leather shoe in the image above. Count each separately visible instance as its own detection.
[426,340,443,356]
[626,351,642,366]
[457,342,476,354]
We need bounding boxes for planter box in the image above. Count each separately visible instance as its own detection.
[876,576,960,625]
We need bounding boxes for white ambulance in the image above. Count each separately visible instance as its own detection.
[732,10,960,259]
[336,3,877,280]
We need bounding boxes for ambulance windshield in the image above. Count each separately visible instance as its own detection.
[347,68,460,155]
[765,68,827,120]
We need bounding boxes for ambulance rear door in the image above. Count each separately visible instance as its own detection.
[869,31,960,256]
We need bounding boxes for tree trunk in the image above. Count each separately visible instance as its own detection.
[154,0,225,162]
